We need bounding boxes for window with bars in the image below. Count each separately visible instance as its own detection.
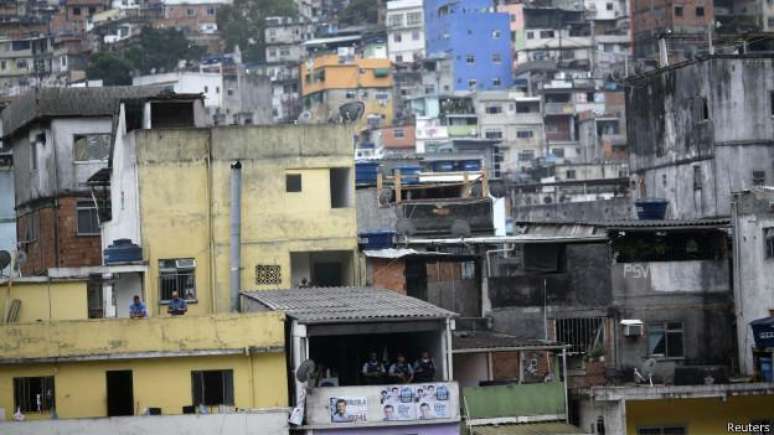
[765,228,774,259]
[14,377,55,413]
[159,259,196,301]
[255,264,281,285]
[555,317,604,354]
[191,370,233,407]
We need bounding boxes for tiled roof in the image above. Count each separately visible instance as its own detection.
[1,86,195,138]
[453,330,565,352]
[241,287,457,324]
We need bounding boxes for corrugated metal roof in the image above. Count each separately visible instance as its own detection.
[453,331,565,352]
[471,422,583,435]
[241,287,456,324]
[1,86,200,138]
[602,218,730,229]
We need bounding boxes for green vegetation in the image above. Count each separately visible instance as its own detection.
[86,27,206,85]
[338,0,380,26]
[217,0,297,64]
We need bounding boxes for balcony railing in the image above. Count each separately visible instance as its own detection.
[463,381,566,424]
[544,102,576,115]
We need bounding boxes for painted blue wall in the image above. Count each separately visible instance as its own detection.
[424,0,513,92]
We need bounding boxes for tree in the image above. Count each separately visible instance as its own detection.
[217,0,297,64]
[86,53,133,85]
[124,27,206,74]
[338,0,379,26]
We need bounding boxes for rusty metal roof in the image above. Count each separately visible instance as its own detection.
[241,287,457,324]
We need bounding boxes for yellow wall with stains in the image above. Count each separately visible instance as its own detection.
[0,280,88,323]
[626,395,774,434]
[0,352,288,420]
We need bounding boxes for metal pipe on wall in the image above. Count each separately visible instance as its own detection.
[230,161,242,312]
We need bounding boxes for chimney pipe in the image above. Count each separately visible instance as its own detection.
[230,161,242,312]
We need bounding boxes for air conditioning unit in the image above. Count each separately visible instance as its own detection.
[621,319,643,337]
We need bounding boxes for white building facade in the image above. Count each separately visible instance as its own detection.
[386,0,425,64]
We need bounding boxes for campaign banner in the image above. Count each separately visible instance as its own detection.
[378,383,450,421]
[329,396,368,423]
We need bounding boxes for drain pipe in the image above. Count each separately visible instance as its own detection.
[230,161,242,312]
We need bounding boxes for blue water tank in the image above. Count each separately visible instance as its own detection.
[394,165,421,185]
[635,199,669,220]
[761,357,773,382]
[432,161,455,172]
[358,231,395,250]
[104,239,142,264]
[458,160,481,172]
[356,161,380,186]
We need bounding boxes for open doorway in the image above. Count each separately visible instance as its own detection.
[106,370,134,416]
[290,251,353,287]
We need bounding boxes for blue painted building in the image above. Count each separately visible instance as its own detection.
[424,0,513,92]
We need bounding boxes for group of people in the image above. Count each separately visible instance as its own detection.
[127,291,188,318]
[361,351,436,384]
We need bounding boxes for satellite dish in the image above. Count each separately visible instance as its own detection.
[0,250,10,271]
[634,358,657,387]
[14,250,27,271]
[296,359,316,383]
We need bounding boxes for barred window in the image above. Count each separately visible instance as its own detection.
[14,377,55,413]
[159,258,196,301]
[76,200,100,235]
[192,370,233,407]
[256,264,281,285]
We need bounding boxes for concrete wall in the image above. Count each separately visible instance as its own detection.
[0,411,289,435]
[611,261,729,294]
[453,353,488,389]
[0,279,88,323]
[512,197,633,222]
[733,189,774,374]
[627,57,774,219]
[0,167,16,254]
[356,188,399,234]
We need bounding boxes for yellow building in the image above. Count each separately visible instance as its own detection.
[580,383,774,435]
[300,53,394,130]
[0,96,358,430]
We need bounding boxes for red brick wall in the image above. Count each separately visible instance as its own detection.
[371,258,406,294]
[492,351,520,381]
[155,4,219,33]
[18,196,102,275]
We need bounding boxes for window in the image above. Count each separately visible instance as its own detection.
[88,6,95,14]
[30,139,37,170]
[492,30,501,39]
[73,134,111,162]
[388,13,403,27]
[770,91,774,116]
[412,30,420,40]
[526,31,534,39]
[648,322,684,358]
[393,128,405,138]
[159,259,196,301]
[693,165,702,190]
[72,6,81,15]
[191,370,234,407]
[485,130,503,139]
[255,264,281,285]
[701,97,709,120]
[393,33,402,43]
[465,54,475,64]
[485,105,502,114]
[638,426,686,435]
[493,77,501,87]
[566,169,576,179]
[551,148,565,158]
[765,228,774,259]
[395,55,403,63]
[556,318,603,354]
[492,53,502,63]
[407,12,421,26]
[330,168,352,208]
[16,60,28,70]
[674,6,683,16]
[22,211,39,243]
[518,150,535,161]
[517,130,534,139]
[753,170,766,186]
[186,8,195,16]
[14,377,55,413]
[695,6,704,16]
[606,2,613,10]
[206,6,215,15]
[0,60,5,70]
[286,173,302,192]
[76,200,100,235]
[539,30,555,39]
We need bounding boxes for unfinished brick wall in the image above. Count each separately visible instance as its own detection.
[370,258,406,294]
[492,351,520,381]
[17,196,102,275]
